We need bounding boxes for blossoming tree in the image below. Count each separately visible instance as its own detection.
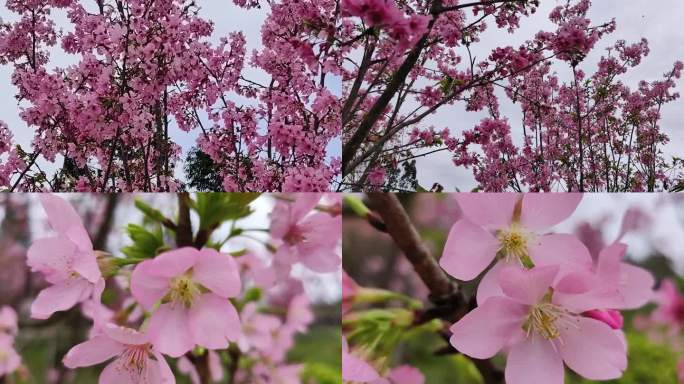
[339,0,683,192]
[0,0,341,192]
[342,193,662,384]
[1,193,342,383]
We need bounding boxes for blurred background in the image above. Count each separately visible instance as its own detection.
[343,193,684,384]
[0,193,341,384]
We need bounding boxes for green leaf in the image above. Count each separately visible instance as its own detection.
[121,224,165,259]
[134,199,170,225]
[193,193,261,230]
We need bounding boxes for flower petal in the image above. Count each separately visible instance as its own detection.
[26,237,76,282]
[520,193,582,230]
[505,336,564,384]
[192,248,241,298]
[439,220,499,281]
[558,317,627,380]
[147,303,194,358]
[38,194,85,236]
[63,335,123,368]
[153,351,176,384]
[103,324,148,346]
[130,259,170,310]
[499,265,558,305]
[454,194,519,230]
[188,293,241,350]
[529,234,593,272]
[476,261,506,306]
[449,296,527,359]
[152,247,199,278]
[30,278,91,319]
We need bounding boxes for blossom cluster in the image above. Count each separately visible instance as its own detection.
[20,193,341,383]
[441,194,653,384]
[0,0,341,192]
[339,0,682,192]
[342,193,656,384]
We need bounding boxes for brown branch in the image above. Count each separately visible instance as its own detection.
[176,193,193,248]
[365,194,456,303]
[93,194,119,249]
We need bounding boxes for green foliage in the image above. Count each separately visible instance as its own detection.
[193,193,260,230]
[566,331,678,384]
[400,327,484,384]
[288,326,342,384]
[184,147,223,192]
[121,224,165,259]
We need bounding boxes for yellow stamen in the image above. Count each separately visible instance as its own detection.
[169,275,200,307]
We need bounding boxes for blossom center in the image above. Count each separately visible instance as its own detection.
[169,275,200,307]
[497,225,534,267]
[524,300,578,340]
[284,225,306,245]
[121,344,151,377]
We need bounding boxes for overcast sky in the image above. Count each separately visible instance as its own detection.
[414,0,684,191]
[0,1,341,182]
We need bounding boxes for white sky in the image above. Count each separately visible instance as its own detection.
[414,0,684,190]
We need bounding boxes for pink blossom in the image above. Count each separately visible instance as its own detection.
[63,324,174,384]
[130,247,241,357]
[270,194,341,274]
[584,309,624,330]
[450,266,627,384]
[0,334,21,377]
[27,194,104,319]
[0,307,18,336]
[440,194,591,304]
[651,279,684,331]
[342,336,380,382]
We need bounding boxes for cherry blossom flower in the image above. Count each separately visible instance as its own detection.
[27,194,104,319]
[450,266,627,384]
[130,247,241,357]
[440,193,591,304]
[63,324,174,384]
[0,307,18,336]
[270,194,341,274]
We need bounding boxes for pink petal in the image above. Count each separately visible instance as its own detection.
[449,296,527,359]
[192,248,241,298]
[30,278,91,319]
[177,356,200,384]
[208,350,224,381]
[529,234,593,272]
[26,237,76,282]
[63,335,123,368]
[103,324,148,346]
[130,259,170,310]
[290,193,322,223]
[147,303,194,358]
[596,243,626,287]
[298,248,341,273]
[520,193,582,230]
[342,352,380,382]
[476,261,506,306]
[499,265,558,305]
[505,336,564,384]
[387,365,425,384]
[454,194,519,230]
[152,247,199,278]
[153,351,176,384]
[188,293,241,350]
[72,248,102,284]
[439,220,499,281]
[558,317,627,380]
[38,194,85,236]
[617,263,654,309]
